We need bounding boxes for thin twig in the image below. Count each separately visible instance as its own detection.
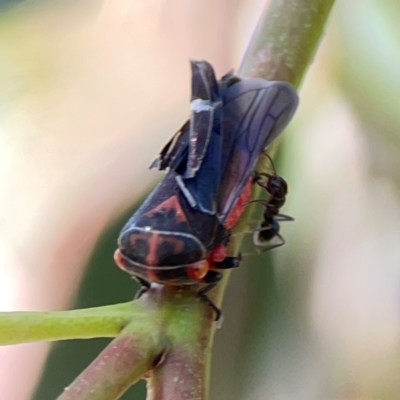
[0,302,141,345]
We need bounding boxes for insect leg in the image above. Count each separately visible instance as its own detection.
[275,213,294,222]
[198,270,222,321]
[259,231,286,252]
[133,276,151,300]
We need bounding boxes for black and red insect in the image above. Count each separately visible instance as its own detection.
[114,60,298,313]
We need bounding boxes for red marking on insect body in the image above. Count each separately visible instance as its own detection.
[145,195,188,224]
[209,243,227,263]
[145,233,161,266]
[141,232,186,266]
[224,177,253,229]
[146,268,160,283]
[187,260,210,281]
[114,249,126,270]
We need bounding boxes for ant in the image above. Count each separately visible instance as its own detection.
[251,154,293,250]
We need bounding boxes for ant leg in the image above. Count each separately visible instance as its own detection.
[252,173,259,183]
[231,224,270,239]
[252,167,275,183]
[253,225,277,246]
[275,213,294,222]
[259,232,286,253]
[254,173,274,190]
[198,271,222,321]
[132,276,151,299]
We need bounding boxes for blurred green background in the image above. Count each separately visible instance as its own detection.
[1,0,400,399]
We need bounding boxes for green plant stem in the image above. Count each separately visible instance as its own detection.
[146,288,214,400]
[239,0,335,85]
[55,285,214,400]
[57,321,162,400]
[0,302,142,345]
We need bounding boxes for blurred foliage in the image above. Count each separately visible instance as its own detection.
[0,0,28,11]
[335,0,400,183]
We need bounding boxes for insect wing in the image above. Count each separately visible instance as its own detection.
[177,120,222,213]
[183,60,220,179]
[190,59,219,103]
[177,61,226,213]
[218,79,298,221]
[150,121,190,171]
[186,97,214,178]
[153,60,224,214]
[151,60,219,177]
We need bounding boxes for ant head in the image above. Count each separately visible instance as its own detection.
[266,175,287,194]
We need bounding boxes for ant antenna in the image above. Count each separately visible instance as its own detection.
[263,152,277,175]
